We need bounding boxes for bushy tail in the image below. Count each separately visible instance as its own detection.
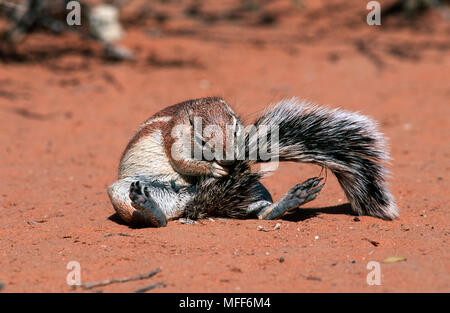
[248,98,398,220]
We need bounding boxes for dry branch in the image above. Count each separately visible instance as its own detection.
[80,267,161,290]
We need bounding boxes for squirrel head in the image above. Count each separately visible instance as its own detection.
[185,97,243,164]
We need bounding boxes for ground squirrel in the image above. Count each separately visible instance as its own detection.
[108,97,398,227]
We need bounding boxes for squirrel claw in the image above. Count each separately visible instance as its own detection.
[283,177,324,210]
[210,161,229,178]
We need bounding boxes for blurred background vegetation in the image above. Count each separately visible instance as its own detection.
[0,0,448,64]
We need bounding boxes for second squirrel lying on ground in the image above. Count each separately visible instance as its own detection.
[108,97,398,227]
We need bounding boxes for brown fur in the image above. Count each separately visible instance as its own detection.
[121,97,238,176]
[111,97,240,225]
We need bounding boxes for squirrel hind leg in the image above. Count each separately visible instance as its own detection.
[108,178,153,227]
[257,177,324,220]
[129,181,167,227]
[108,178,172,227]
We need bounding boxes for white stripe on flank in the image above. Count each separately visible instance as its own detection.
[138,116,172,131]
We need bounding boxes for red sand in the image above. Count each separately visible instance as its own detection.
[0,0,448,292]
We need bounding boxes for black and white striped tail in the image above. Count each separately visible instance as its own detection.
[249,98,398,220]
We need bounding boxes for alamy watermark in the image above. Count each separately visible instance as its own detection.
[66,260,81,286]
[366,261,382,285]
[66,260,382,287]
[170,118,280,173]
[367,1,381,25]
[66,1,81,26]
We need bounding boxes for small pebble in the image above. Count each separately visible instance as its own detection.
[314,235,319,240]
[200,79,211,90]
[403,123,412,131]
[178,218,197,224]
[279,257,285,263]
[273,223,281,230]
[257,225,264,231]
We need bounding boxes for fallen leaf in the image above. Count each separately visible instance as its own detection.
[383,256,407,263]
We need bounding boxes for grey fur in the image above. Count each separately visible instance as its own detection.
[109,97,398,227]
[247,98,398,220]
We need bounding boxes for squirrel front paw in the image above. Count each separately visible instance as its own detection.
[210,161,229,178]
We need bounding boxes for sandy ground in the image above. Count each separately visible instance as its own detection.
[0,0,449,292]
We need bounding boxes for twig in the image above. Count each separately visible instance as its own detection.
[134,282,166,293]
[362,237,380,247]
[80,267,160,290]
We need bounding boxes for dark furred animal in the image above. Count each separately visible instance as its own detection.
[108,97,398,227]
